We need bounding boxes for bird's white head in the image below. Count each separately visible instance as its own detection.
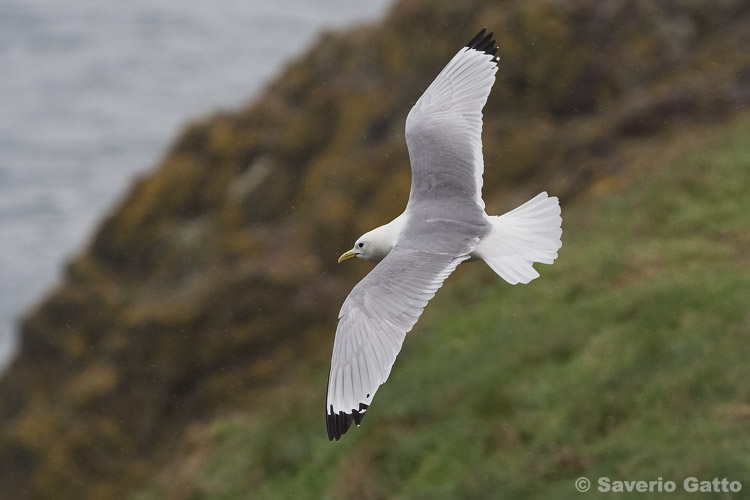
[338,214,407,264]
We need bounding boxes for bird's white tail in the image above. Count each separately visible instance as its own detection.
[474,192,562,284]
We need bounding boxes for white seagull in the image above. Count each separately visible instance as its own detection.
[326,29,562,440]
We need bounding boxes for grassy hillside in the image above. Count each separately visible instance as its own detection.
[133,117,750,499]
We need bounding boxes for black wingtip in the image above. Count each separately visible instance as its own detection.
[465,28,486,48]
[466,28,499,62]
[326,403,370,441]
[326,408,353,441]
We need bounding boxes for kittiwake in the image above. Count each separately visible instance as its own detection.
[326,28,563,441]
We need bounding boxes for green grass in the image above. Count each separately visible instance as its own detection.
[134,117,750,499]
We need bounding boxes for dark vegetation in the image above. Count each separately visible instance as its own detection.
[1,0,749,498]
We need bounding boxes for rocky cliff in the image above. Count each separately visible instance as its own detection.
[1,0,750,498]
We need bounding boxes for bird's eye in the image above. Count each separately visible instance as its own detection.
[358,242,364,248]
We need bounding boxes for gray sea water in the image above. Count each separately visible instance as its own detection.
[0,0,392,372]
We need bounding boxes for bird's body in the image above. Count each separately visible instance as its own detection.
[327,29,563,440]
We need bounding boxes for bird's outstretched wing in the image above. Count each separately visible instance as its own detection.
[405,28,498,216]
[326,245,469,441]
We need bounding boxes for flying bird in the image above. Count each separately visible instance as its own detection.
[326,29,562,441]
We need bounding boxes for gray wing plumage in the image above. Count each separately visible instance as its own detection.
[326,243,472,441]
[405,28,498,220]
[327,30,499,440]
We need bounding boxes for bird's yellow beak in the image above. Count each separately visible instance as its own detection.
[338,250,357,263]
